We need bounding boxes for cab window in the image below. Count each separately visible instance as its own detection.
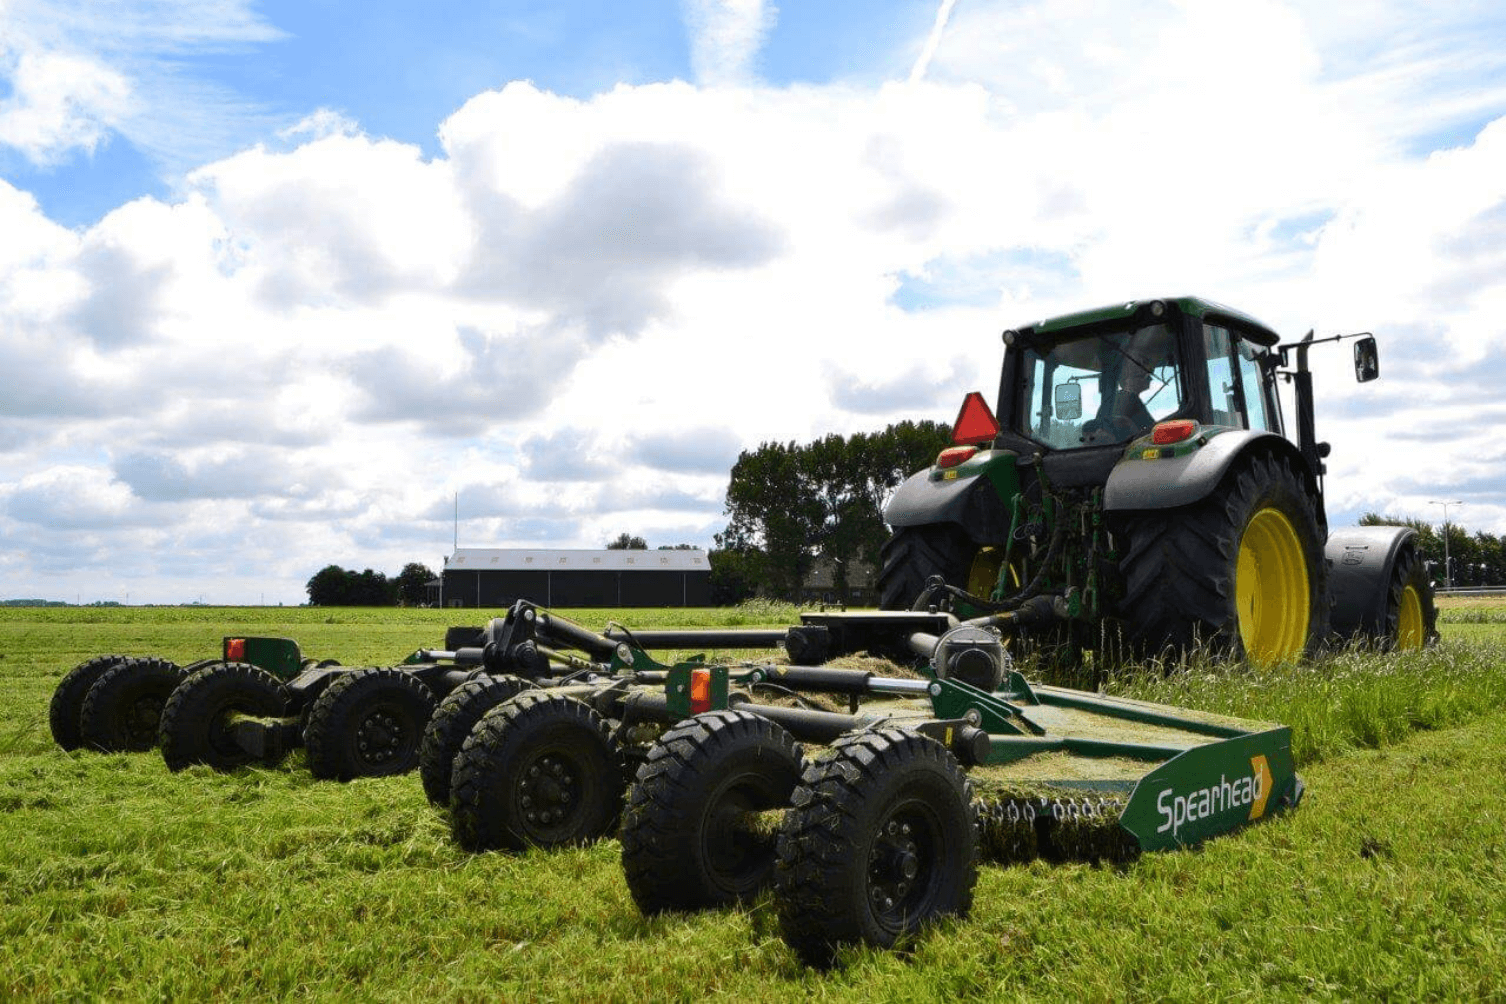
[1020,323,1184,448]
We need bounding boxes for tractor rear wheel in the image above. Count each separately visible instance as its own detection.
[79,657,186,752]
[304,668,436,781]
[49,655,130,750]
[774,729,977,969]
[418,675,533,805]
[622,711,804,914]
[1384,542,1438,651]
[449,692,624,853]
[159,663,291,772]
[1114,450,1328,665]
[878,524,1000,611]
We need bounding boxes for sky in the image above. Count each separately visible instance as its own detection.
[3,0,1506,605]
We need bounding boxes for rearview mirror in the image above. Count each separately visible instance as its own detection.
[1054,382,1082,420]
[1353,335,1379,382]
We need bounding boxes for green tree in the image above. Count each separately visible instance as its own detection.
[305,565,398,606]
[395,562,437,606]
[606,533,648,550]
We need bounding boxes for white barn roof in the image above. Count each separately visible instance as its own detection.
[446,548,709,572]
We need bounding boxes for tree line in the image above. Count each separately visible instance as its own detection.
[1361,513,1506,587]
[306,563,437,606]
[710,420,953,603]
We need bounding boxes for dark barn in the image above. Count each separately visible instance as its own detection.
[440,549,711,608]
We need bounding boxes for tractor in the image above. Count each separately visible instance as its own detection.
[877,296,1436,665]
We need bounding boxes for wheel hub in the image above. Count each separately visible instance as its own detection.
[518,755,578,827]
[356,711,403,764]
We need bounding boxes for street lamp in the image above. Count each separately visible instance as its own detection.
[1429,499,1463,590]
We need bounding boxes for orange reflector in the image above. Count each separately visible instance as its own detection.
[936,445,978,469]
[689,667,713,714]
[1152,420,1198,445]
[226,638,246,661]
[952,391,1000,445]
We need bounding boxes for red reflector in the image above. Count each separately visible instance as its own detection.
[689,668,713,714]
[952,391,1000,445]
[226,638,246,661]
[1152,420,1198,445]
[936,445,978,469]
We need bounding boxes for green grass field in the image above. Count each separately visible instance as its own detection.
[2,603,1504,1001]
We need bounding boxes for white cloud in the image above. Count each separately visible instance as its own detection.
[0,50,133,163]
[3,1,1506,602]
[682,0,778,86]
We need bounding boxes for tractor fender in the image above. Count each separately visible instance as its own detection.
[1325,525,1416,639]
[1103,430,1311,511]
[883,464,1012,542]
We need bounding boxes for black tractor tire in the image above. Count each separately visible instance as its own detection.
[49,655,131,750]
[621,711,804,915]
[1382,542,1439,651]
[78,657,186,752]
[304,668,437,781]
[160,663,291,773]
[449,691,624,853]
[418,674,533,805]
[774,728,977,969]
[1113,449,1328,665]
[877,524,981,611]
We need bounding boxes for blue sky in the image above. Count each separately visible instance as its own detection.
[4,0,1506,604]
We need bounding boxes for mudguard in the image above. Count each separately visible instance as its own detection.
[883,453,1015,541]
[1325,525,1416,639]
[1103,429,1308,511]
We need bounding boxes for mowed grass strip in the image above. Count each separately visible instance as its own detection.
[1,605,1504,999]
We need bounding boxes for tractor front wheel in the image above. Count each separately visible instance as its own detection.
[418,675,533,805]
[449,692,624,853]
[774,729,977,969]
[1385,542,1439,651]
[159,663,291,772]
[304,668,436,781]
[79,657,186,752]
[622,711,804,914]
[1115,450,1328,665]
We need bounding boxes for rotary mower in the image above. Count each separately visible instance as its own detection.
[429,599,1303,968]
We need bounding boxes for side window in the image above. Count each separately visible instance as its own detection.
[1237,340,1271,432]
[1204,325,1240,426]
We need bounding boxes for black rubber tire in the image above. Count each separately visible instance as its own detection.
[418,674,533,805]
[78,657,186,752]
[49,655,130,750]
[159,662,291,773]
[621,711,804,914]
[774,728,977,969]
[449,692,624,853]
[877,524,980,611]
[1113,449,1329,663]
[1382,542,1440,651]
[303,668,436,781]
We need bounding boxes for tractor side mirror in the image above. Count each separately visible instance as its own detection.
[1054,382,1082,420]
[1353,335,1379,382]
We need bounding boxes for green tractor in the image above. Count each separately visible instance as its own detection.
[879,296,1436,665]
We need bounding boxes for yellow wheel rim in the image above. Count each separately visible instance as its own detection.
[1396,584,1424,650]
[1235,508,1310,665]
[968,547,1005,599]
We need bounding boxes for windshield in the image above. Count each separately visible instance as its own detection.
[1019,323,1184,448]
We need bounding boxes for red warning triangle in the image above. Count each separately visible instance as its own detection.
[952,391,1000,445]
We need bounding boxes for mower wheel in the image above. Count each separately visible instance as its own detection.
[49,655,131,750]
[160,663,291,772]
[79,657,186,752]
[1384,542,1439,651]
[1115,449,1328,665]
[304,668,436,781]
[774,728,977,969]
[450,692,624,853]
[622,711,804,914]
[419,674,533,805]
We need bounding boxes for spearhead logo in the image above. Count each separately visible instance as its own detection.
[1155,754,1273,839]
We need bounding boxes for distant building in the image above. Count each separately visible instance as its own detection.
[801,557,876,607]
[440,548,711,608]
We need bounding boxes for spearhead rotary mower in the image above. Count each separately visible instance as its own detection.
[877,296,1438,666]
[418,600,1303,968]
